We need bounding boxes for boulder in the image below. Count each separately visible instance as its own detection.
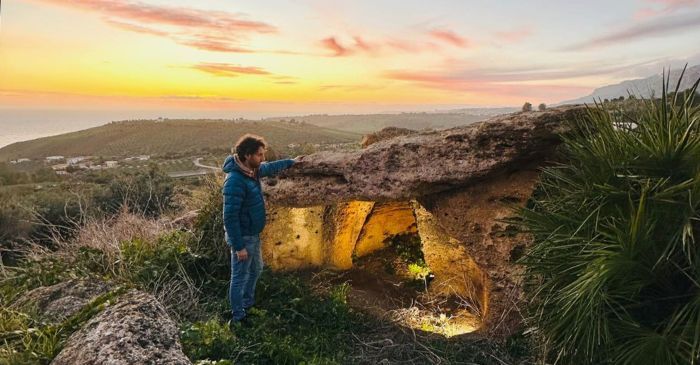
[51,290,191,365]
[12,279,111,324]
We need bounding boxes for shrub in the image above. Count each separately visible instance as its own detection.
[518,70,700,364]
[97,166,176,218]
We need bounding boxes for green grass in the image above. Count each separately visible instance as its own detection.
[0,120,361,161]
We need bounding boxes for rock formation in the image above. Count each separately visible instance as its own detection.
[259,106,586,336]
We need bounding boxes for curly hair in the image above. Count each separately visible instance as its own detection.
[233,134,267,161]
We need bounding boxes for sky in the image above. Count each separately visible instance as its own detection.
[1,0,700,119]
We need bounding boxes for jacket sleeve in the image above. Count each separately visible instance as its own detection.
[258,159,295,178]
[223,177,245,251]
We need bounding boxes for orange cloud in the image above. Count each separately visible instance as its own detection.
[192,63,271,77]
[37,0,276,53]
[428,29,472,48]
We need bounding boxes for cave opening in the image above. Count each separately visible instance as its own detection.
[264,200,488,337]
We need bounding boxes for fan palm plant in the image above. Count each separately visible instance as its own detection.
[519,67,700,365]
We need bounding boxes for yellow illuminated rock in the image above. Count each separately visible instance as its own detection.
[354,202,417,258]
[325,201,374,270]
[413,201,489,318]
[261,205,326,270]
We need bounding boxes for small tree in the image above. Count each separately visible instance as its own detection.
[538,103,546,111]
[522,102,532,112]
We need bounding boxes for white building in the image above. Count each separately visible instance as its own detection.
[45,156,65,162]
[67,156,87,165]
[137,155,150,161]
[105,161,119,168]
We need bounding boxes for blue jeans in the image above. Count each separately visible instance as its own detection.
[229,235,263,321]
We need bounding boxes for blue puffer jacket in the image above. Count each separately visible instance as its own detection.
[222,155,294,251]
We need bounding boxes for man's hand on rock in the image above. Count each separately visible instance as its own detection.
[293,155,305,164]
[236,248,248,261]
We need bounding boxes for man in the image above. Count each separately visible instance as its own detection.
[222,134,302,323]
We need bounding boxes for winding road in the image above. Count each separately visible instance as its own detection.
[167,157,219,178]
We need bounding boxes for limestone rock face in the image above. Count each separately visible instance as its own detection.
[267,106,584,205]
[325,201,375,269]
[12,279,111,324]
[261,205,327,270]
[413,202,489,313]
[417,168,541,335]
[257,107,585,336]
[51,290,191,365]
[354,201,417,258]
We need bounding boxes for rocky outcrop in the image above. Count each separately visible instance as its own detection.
[258,106,586,336]
[52,290,191,365]
[361,126,417,147]
[12,279,111,324]
[266,106,583,205]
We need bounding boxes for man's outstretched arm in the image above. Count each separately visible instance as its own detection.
[258,156,302,177]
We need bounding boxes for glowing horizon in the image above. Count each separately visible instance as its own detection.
[2,0,700,116]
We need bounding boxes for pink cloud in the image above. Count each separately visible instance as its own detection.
[495,26,534,43]
[353,36,380,53]
[633,0,699,19]
[383,69,593,102]
[566,12,700,50]
[36,0,276,53]
[428,29,472,48]
[104,19,169,37]
[192,63,270,77]
[321,37,351,56]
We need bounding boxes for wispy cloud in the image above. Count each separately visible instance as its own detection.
[634,0,699,19]
[428,29,472,48]
[191,63,271,77]
[494,26,534,43]
[566,11,700,50]
[383,69,589,101]
[37,0,277,53]
[321,37,351,56]
[320,31,466,57]
[104,19,169,37]
[319,36,382,56]
[318,83,386,92]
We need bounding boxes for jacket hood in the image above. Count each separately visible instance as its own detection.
[222,155,237,173]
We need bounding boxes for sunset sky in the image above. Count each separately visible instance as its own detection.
[1,0,700,117]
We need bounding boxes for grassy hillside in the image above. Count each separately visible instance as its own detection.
[0,119,360,161]
[270,112,492,134]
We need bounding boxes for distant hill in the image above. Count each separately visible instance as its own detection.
[267,111,505,134]
[0,119,360,161]
[560,64,700,105]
